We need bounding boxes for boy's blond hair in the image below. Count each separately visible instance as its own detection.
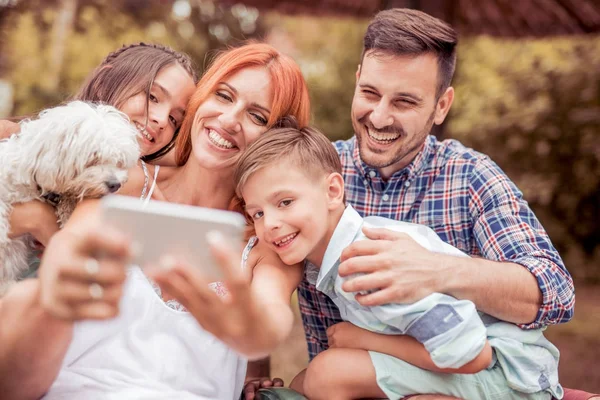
[234,117,342,198]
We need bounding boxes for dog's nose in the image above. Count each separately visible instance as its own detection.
[105,180,122,193]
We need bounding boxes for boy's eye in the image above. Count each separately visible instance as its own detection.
[280,199,293,207]
[169,115,178,126]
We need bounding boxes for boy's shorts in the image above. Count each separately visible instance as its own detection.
[369,351,553,400]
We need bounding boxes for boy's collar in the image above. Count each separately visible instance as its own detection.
[314,205,363,291]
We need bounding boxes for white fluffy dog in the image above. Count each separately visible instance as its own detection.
[0,101,141,295]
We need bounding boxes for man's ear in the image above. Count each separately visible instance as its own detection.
[326,172,345,210]
[356,64,361,82]
[434,86,455,125]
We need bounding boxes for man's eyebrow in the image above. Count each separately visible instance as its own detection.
[155,82,185,116]
[359,83,423,103]
[221,82,271,114]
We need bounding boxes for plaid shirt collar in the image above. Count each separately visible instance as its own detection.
[351,134,436,183]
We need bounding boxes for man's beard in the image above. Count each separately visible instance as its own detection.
[354,110,436,169]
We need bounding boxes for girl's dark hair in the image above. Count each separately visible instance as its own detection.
[73,42,199,162]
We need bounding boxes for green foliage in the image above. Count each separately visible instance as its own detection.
[2,0,263,115]
[449,36,600,282]
[264,14,367,140]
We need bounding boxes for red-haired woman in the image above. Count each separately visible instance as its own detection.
[0,42,310,400]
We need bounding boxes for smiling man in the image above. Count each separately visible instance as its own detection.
[296,8,575,381]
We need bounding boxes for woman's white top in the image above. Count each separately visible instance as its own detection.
[44,162,250,399]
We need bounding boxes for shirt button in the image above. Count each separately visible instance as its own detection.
[363,180,368,185]
[369,170,376,178]
[405,181,411,188]
[382,194,390,201]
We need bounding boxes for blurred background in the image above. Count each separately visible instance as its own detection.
[0,0,599,393]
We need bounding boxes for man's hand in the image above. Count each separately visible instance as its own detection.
[338,226,449,306]
[242,377,284,400]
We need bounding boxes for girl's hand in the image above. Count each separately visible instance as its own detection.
[38,223,132,320]
[9,201,59,246]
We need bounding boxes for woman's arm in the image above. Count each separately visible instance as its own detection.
[327,321,492,374]
[0,222,132,398]
[0,279,74,399]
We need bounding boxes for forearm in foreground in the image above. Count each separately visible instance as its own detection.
[440,255,543,325]
[0,280,73,399]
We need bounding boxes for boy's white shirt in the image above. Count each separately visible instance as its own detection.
[306,205,562,396]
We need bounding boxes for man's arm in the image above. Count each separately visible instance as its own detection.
[462,157,574,327]
[339,159,574,328]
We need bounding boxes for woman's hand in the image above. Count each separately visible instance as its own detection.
[148,232,298,359]
[37,223,133,320]
[8,201,59,246]
[148,234,262,347]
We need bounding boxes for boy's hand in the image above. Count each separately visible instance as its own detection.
[327,321,370,350]
[242,377,284,400]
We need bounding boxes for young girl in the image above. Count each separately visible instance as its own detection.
[4,42,197,250]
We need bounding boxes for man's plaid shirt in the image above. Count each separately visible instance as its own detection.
[298,135,575,360]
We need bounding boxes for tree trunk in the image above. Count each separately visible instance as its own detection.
[46,0,77,92]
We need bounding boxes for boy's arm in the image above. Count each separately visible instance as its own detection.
[366,292,488,369]
[327,321,492,374]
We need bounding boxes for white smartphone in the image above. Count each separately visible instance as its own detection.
[100,195,246,280]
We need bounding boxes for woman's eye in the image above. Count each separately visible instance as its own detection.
[169,115,178,126]
[149,94,158,103]
[252,211,263,220]
[216,91,232,102]
[251,112,268,125]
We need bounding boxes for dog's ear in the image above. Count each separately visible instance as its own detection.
[17,103,90,191]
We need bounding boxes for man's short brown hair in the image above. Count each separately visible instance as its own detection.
[362,8,458,97]
[234,117,342,199]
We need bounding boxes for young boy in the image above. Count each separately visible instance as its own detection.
[233,119,562,400]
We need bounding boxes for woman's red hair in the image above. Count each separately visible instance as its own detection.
[175,42,311,166]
